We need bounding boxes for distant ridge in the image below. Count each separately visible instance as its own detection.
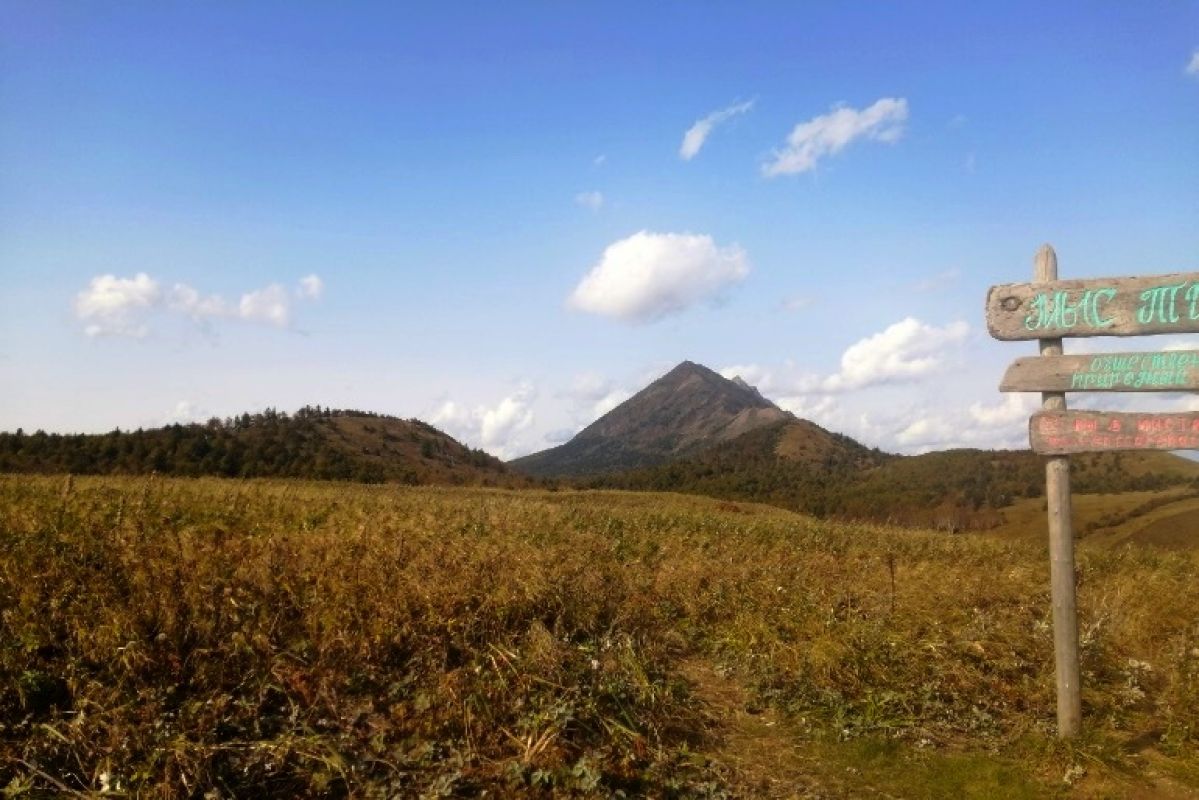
[588,424,1199,531]
[512,361,796,477]
[0,407,525,486]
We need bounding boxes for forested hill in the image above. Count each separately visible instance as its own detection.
[0,406,524,486]
[586,420,1199,530]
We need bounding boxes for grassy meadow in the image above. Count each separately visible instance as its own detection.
[2,474,1198,797]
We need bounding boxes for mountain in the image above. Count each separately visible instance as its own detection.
[0,407,526,486]
[520,362,1199,530]
[510,361,795,476]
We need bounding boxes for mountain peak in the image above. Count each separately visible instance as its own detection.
[511,360,790,477]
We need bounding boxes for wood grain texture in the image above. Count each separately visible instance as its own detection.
[986,271,1199,340]
[1030,410,1199,454]
[1032,245,1081,738]
[1000,351,1199,392]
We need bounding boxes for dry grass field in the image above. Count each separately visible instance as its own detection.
[988,487,1199,551]
[2,474,1198,797]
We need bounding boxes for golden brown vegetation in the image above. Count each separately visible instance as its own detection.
[1,475,1197,797]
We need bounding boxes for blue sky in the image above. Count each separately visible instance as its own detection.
[2,2,1198,456]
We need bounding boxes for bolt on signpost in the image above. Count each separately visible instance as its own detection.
[986,245,1199,738]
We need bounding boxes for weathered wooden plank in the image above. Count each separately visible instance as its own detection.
[986,271,1199,340]
[1029,410,1199,454]
[1032,245,1081,738]
[1000,350,1199,392]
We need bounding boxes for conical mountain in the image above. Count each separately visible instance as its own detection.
[510,361,792,477]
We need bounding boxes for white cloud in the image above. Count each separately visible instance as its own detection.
[74,273,162,337]
[762,97,908,177]
[431,385,537,459]
[169,284,230,319]
[679,99,755,161]
[895,416,956,448]
[545,428,577,445]
[775,394,835,421]
[480,387,535,451]
[238,284,290,326]
[719,363,772,389]
[558,371,635,433]
[592,387,632,418]
[568,230,750,323]
[1187,49,1199,77]
[969,393,1038,427]
[163,400,207,425]
[298,274,324,299]
[719,361,822,397]
[574,191,605,211]
[891,401,1034,453]
[593,154,606,167]
[73,273,323,337]
[822,317,969,391]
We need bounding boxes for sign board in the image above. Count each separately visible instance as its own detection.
[986,272,1199,340]
[1030,410,1199,455]
[1000,351,1199,392]
[986,246,1197,741]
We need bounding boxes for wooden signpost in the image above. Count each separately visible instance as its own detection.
[987,271,1199,340]
[1001,351,1199,392]
[987,246,1199,739]
[1031,410,1199,455]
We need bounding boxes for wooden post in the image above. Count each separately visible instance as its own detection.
[1035,244,1082,738]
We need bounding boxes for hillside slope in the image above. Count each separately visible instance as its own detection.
[511,361,792,476]
[592,434,1199,530]
[0,406,523,486]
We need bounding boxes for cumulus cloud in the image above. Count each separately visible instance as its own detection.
[73,273,323,337]
[163,400,208,425]
[679,99,755,161]
[593,388,632,417]
[238,285,291,326]
[718,348,1046,455]
[775,394,836,421]
[298,274,324,299]
[894,417,956,449]
[168,284,229,319]
[431,385,536,459]
[719,363,773,390]
[969,393,1038,428]
[574,191,604,211]
[719,361,823,398]
[480,389,535,451]
[1187,49,1199,77]
[891,402,1034,453]
[762,97,908,177]
[568,231,750,323]
[74,273,162,338]
[551,372,636,439]
[822,317,969,391]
